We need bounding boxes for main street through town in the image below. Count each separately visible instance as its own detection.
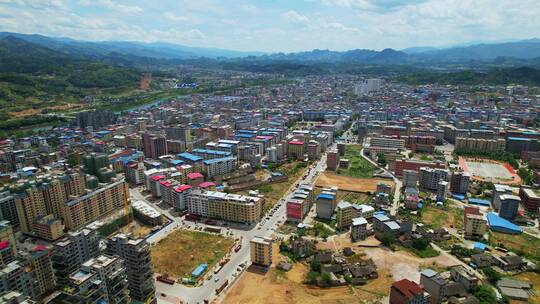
[130,143,330,304]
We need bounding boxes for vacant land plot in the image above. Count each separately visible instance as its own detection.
[422,205,464,229]
[316,172,394,193]
[224,263,392,304]
[513,272,540,304]
[337,144,378,178]
[257,161,309,211]
[151,230,234,278]
[335,190,372,204]
[489,232,540,262]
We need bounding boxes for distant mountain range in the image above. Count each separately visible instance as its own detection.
[2,31,540,65]
[0,32,264,59]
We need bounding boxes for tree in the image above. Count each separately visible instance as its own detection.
[376,152,387,166]
[473,285,497,304]
[378,232,394,248]
[305,271,319,284]
[310,260,321,272]
[320,271,332,284]
[482,267,501,284]
[412,238,429,251]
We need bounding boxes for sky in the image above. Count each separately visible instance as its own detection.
[0,0,539,53]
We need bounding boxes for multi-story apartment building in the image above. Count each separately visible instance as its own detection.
[403,170,419,188]
[519,187,540,212]
[350,217,367,241]
[498,194,521,221]
[449,171,470,194]
[62,178,129,230]
[418,167,449,192]
[203,157,236,178]
[455,137,506,152]
[369,137,405,150]
[171,185,192,212]
[106,234,155,304]
[0,222,16,258]
[250,236,272,267]
[0,291,36,304]
[0,260,37,300]
[336,201,354,231]
[287,141,305,160]
[14,187,47,234]
[165,125,191,142]
[21,246,55,298]
[0,193,19,229]
[390,159,446,177]
[326,149,339,171]
[52,266,108,304]
[207,192,264,223]
[464,207,487,239]
[493,184,513,211]
[80,255,130,304]
[52,227,100,286]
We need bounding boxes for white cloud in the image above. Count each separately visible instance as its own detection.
[280,10,309,24]
[79,0,142,15]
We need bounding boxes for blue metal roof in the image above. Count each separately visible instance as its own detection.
[177,153,203,162]
[474,242,487,251]
[487,212,522,234]
[203,157,234,165]
[468,198,490,206]
[191,263,208,277]
[507,137,533,142]
[317,193,335,201]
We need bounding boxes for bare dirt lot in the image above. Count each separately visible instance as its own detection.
[316,172,394,193]
[224,235,456,304]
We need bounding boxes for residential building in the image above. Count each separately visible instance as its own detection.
[390,279,430,304]
[419,167,449,192]
[106,234,155,304]
[80,255,130,304]
[62,178,129,230]
[350,217,367,241]
[250,237,272,267]
[315,191,337,220]
[52,227,100,286]
[464,207,487,239]
[0,260,37,300]
[450,172,470,195]
[519,187,540,212]
[403,170,418,188]
[326,150,339,171]
[493,184,513,211]
[498,194,521,221]
[455,138,505,152]
[0,193,19,230]
[21,246,55,298]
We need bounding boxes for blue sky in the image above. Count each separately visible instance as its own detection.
[0,0,538,53]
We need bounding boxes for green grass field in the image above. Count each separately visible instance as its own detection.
[336,145,377,178]
[151,230,234,279]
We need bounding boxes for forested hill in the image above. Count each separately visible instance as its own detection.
[0,36,140,89]
[395,67,540,86]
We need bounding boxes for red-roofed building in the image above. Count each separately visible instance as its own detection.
[159,179,176,206]
[150,175,166,198]
[199,181,216,189]
[288,141,305,160]
[187,172,204,187]
[390,279,430,304]
[0,240,9,250]
[172,184,193,211]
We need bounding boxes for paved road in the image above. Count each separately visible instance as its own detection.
[359,148,402,216]
[147,146,330,304]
